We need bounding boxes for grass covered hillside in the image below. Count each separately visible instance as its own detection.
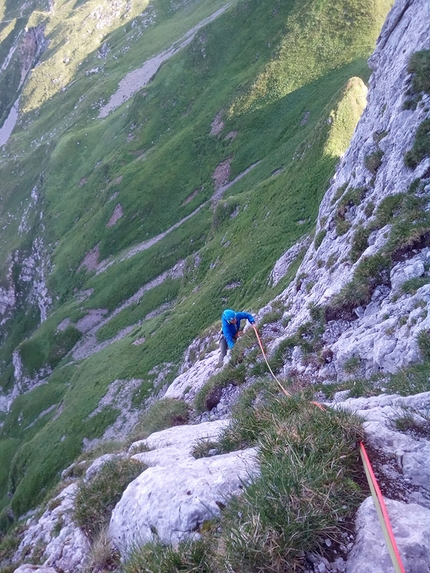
[0,0,392,526]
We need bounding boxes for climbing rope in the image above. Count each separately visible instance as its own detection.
[252,323,406,572]
[252,324,325,409]
[252,324,291,397]
[360,442,405,573]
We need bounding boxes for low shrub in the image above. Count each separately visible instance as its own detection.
[374,193,404,227]
[314,229,327,249]
[407,50,430,95]
[331,253,391,310]
[404,119,430,169]
[417,329,430,362]
[400,276,430,294]
[350,225,371,262]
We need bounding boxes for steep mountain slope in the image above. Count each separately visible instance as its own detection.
[0,0,429,571]
[0,0,394,527]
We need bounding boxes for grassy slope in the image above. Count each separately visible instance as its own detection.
[0,0,392,523]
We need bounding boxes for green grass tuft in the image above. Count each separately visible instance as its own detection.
[74,457,145,541]
[129,398,189,442]
[404,119,430,169]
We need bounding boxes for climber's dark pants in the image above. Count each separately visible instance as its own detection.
[219,334,228,360]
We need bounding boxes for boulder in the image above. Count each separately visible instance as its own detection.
[129,419,230,465]
[109,447,258,552]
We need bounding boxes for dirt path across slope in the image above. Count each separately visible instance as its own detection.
[95,161,259,275]
[98,3,232,118]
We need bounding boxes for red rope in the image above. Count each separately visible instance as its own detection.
[359,442,405,573]
[252,325,291,397]
[252,325,405,570]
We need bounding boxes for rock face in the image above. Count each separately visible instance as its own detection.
[273,0,430,381]
[164,349,221,402]
[346,497,430,573]
[13,484,89,573]
[333,391,430,571]
[109,421,258,553]
[5,1,430,572]
[338,391,430,508]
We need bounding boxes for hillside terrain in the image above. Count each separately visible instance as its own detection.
[0,0,429,571]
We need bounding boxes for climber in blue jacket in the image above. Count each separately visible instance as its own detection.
[220,308,255,364]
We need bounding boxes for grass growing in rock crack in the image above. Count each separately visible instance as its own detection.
[84,527,121,573]
[128,398,189,443]
[74,457,145,541]
[124,539,212,573]
[126,384,366,573]
[216,393,365,572]
[388,406,430,439]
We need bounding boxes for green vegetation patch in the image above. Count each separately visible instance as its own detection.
[74,457,145,541]
[125,539,212,573]
[350,225,372,262]
[335,186,367,236]
[330,252,390,313]
[364,149,384,174]
[18,324,81,376]
[129,398,189,442]
[408,50,430,94]
[404,119,430,169]
[218,395,364,571]
[331,180,430,315]
[96,278,181,343]
[125,387,365,573]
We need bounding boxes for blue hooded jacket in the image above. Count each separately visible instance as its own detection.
[221,309,255,349]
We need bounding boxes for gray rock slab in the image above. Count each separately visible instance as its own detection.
[129,419,229,466]
[335,392,430,507]
[346,497,430,573]
[14,484,89,573]
[109,447,258,552]
[164,350,221,402]
[13,566,58,573]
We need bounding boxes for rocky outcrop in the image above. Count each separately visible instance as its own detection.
[109,421,257,553]
[271,0,430,381]
[13,421,257,571]
[18,237,52,323]
[13,484,90,573]
[18,25,49,90]
[346,497,430,573]
[337,391,430,511]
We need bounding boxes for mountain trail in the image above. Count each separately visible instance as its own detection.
[98,3,233,118]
